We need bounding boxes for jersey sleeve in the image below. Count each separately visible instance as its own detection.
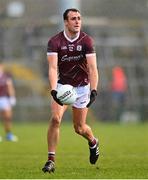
[84,36,96,55]
[47,39,58,55]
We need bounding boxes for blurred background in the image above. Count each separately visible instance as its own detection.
[0,0,148,123]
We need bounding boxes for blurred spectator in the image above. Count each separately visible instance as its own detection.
[110,66,128,121]
[0,62,18,142]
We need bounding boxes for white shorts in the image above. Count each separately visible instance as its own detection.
[57,84,90,108]
[0,97,11,111]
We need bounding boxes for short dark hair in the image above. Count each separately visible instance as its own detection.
[63,8,80,20]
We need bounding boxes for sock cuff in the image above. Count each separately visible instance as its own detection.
[48,152,55,155]
[89,138,97,147]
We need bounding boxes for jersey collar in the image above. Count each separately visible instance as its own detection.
[63,30,80,43]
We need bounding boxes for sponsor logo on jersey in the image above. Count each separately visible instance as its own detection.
[61,54,84,61]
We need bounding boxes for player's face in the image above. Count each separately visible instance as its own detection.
[65,11,81,34]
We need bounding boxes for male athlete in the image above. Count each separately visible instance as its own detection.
[0,63,17,142]
[42,8,99,173]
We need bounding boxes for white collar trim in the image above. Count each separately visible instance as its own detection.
[63,30,80,43]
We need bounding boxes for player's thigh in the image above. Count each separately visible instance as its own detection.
[72,107,88,126]
[1,109,12,120]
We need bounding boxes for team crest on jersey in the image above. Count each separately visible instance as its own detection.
[68,44,74,51]
[76,45,82,51]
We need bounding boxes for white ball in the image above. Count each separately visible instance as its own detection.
[57,84,77,105]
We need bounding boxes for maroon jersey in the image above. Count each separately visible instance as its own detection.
[47,31,96,87]
[0,72,11,97]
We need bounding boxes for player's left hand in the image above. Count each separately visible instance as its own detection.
[86,90,97,108]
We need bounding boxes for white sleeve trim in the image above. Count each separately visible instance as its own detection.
[86,53,96,57]
[47,52,58,56]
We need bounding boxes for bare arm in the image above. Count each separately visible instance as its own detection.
[47,54,63,106]
[86,54,99,91]
[7,78,16,97]
[47,54,58,90]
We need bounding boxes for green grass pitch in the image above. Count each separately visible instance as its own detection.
[0,121,148,179]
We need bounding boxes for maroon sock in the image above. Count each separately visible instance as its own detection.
[89,138,97,147]
[48,152,55,162]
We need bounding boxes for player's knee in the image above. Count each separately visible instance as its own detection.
[74,125,84,135]
[50,115,61,127]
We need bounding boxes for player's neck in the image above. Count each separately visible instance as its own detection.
[64,30,80,42]
[69,33,78,40]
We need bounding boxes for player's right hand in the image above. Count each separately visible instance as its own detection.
[51,90,63,106]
